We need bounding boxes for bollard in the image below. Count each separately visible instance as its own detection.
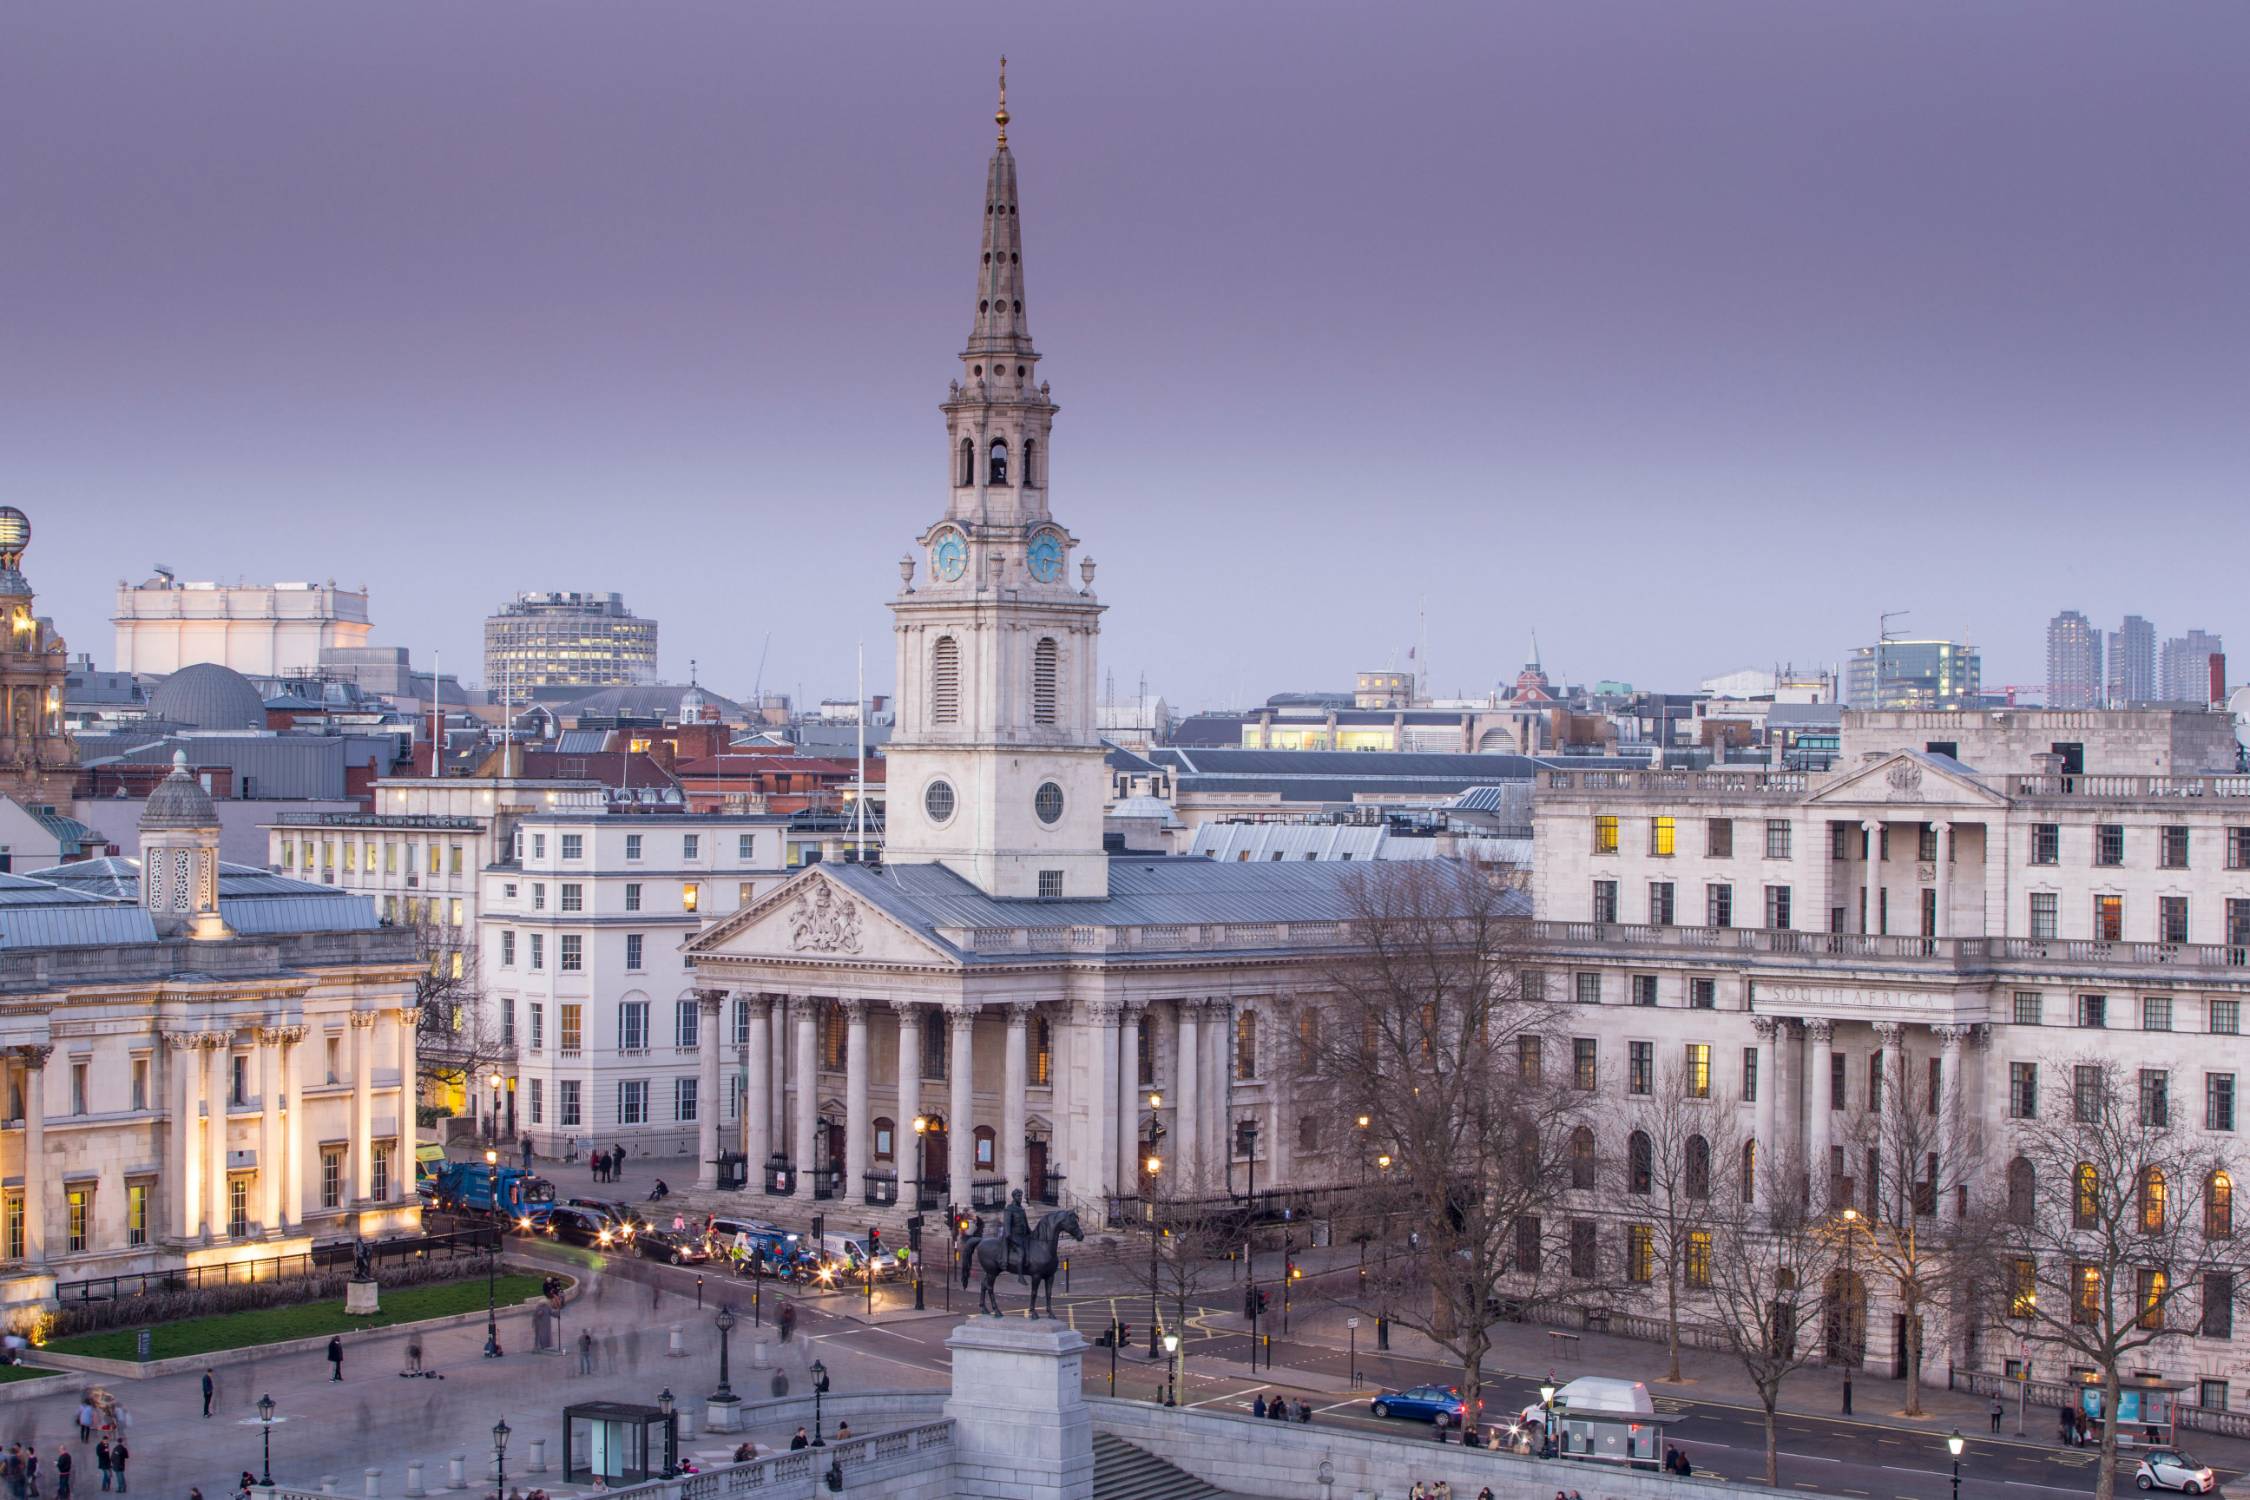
[527,1439,548,1475]
[446,1456,466,1492]
[668,1324,685,1358]
[364,1468,382,1499]
[678,1412,696,1441]
[750,1336,770,1369]
[404,1461,425,1498]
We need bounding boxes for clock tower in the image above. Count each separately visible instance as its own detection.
[883,64,1110,900]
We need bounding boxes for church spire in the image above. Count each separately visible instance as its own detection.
[967,57,1034,360]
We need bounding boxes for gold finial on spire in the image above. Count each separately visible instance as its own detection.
[995,55,1010,144]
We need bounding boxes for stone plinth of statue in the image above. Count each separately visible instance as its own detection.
[942,1318,1092,1500]
[345,1279,380,1316]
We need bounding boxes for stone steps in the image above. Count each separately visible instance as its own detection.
[1092,1431,1232,1500]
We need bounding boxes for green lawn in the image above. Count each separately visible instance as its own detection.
[45,1274,547,1362]
[0,1364,58,1382]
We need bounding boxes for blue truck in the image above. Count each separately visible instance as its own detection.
[423,1158,557,1225]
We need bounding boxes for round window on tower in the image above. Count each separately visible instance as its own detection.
[1034,782,1065,826]
[924,779,958,825]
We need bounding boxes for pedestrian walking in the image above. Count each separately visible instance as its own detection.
[576,1330,595,1376]
[75,1401,92,1444]
[106,1443,124,1496]
[788,1430,808,1452]
[566,1135,578,1164]
[201,1368,215,1417]
[520,1136,534,1169]
[25,1443,41,1497]
[51,1450,68,1500]
[91,1443,108,1494]
[611,1144,625,1179]
[326,1335,344,1382]
[1991,1399,2004,1433]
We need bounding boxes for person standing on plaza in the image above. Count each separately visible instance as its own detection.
[520,1135,533,1170]
[51,1448,68,1500]
[576,1329,594,1376]
[610,1144,625,1180]
[74,1401,91,1445]
[105,1442,124,1496]
[91,1442,108,1494]
[326,1335,344,1382]
[201,1369,214,1418]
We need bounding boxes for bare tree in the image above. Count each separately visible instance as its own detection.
[1832,1024,1997,1417]
[1621,1058,1746,1383]
[1141,1143,1234,1345]
[1701,1142,1840,1485]
[1306,861,1586,1440]
[405,913,509,1133]
[1984,1057,2250,1500]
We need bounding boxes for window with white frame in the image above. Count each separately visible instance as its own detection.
[625,833,643,861]
[560,934,582,971]
[675,1076,698,1122]
[618,1001,649,1052]
[561,833,583,860]
[625,933,644,971]
[676,998,699,1048]
[560,1078,581,1126]
[619,1079,648,1125]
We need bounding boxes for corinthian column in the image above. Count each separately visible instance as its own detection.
[258,1027,285,1232]
[16,1047,50,1264]
[166,1033,200,1241]
[1116,1004,1145,1198]
[349,1011,377,1205]
[1932,1023,1972,1218]
[1173,1001,1201,1191]
[1805,1019,1834,1212]
[893,1002,923,1204]
[947,1005,976,1206]
[696,992,725,1191]
[842,1001,870,1205]
[205,1033,231,1239]
[791,1000,818,1200]
[1751,1017,1779,1213]
[743,995,772,1178]
[1002,1005,1031,1196]
[280,1026,307,1229]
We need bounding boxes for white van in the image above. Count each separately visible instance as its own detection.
[820,1233,896,1279]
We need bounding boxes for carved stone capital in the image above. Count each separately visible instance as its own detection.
[1802,1017,1834,1044]
[347,1011,379,1030]
[197,1031,232,1051]
[1930,1023,1974,1047]
[162,1030,201,1053]
[1871,1021,1904,1046]
[699,991,727,1016]
[1751,1016,1782,1042]
[395,1007,423,1029]
[837,998,867,1024]
[888,998,922,1026]
[943,1001,978,1032]
[9,1044,52,1069]
[1004,1002,1036,1028]
[1085,999,1123,1027]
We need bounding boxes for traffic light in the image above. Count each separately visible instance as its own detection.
[1094,1325,1112,1348]
[812,1213,825,1247]
[1257,1290,1271,1316]
[1288,1260,1302,1283]
[1114,1323,1130,1348]
[1244,1287,1258,1319]
[867,1225,881,1255]
[907,1215,924,1251]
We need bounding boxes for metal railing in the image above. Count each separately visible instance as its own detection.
[53,1226,498,1304]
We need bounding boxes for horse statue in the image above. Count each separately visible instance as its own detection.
[962,1208,1082,1318]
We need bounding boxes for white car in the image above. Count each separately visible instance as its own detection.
[2135,1449,2217,1494]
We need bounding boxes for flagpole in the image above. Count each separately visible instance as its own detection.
[431,649,442,776]
[854,640,867,861]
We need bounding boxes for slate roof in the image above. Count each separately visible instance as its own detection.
[22,857,379,939]
[815,856,1529,961]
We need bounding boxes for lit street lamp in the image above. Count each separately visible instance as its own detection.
[1539,1380,1557,1456]
[256,1394,276,1486]
[1947,1427,1966,1500]
[483,1150,503,1358]
[1144,1151,1163,1359]
[1838,1207,1860,1416]
[656,1388,678,1477]
[712,1304,737,1402]
[1375,1153,1394,1351]
[911,1115,928,1309]
[492,1419,511,1496]
[1162,1331,1181,1407]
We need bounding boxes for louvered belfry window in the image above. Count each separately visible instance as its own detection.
[1032,637,1059,725]
[931,636,961,725]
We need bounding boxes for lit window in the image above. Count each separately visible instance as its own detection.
[1649,817,1676,857]
[1593,816,1619,855]
[1684,1043,1710,1098]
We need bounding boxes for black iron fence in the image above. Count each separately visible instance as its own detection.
[53,1226,498,1306]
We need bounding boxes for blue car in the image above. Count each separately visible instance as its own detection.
[1369,1385,1474,1427]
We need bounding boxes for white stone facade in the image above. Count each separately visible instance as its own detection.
[113,578,371,679]
[485,810,785,1159]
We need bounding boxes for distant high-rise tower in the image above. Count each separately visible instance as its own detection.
[2106,614,2156,705]
[2160,628,2224,704]
[482,591,659,692]
[2045,610,2104,709]
[1845,639,1981,710]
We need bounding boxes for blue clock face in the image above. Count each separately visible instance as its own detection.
[1026,529,1065,583]
[931,528,967,582]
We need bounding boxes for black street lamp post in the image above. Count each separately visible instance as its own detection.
[713,1305,737,1402]
[1839,1208,1860,1417]
[810,1358,830,1447]
[1143,1146,1163,1360]
[492,1419,511,1496]
[1375,1152,1393,1350]
[657,1389,678,1477]
[1947,1428,1965,1500]
[911,1116,928,1310]
[256,1394,276,1487]
[482,1150,504,1358]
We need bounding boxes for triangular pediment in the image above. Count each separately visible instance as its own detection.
[1806,751,2008,810]
[685,865,962,968]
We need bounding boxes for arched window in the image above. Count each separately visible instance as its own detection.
[973,1124,996,1169]
[1570,1126,1596,1190]
[2074,1162,2100,1228]
[2007,1157,2036,1226]
[2141,1167,2168,1233]
[1022,438,1037,487]
[873,1116,895,1163]
[1627,1130,1653,1195]
[1741,1140,1757,1204]
[1234,1011,1258,1081]
[959,438,975,487]
[1032,637,1059,725]
[1685,1135,1711,1200]
[2207,1170,2233,1239]
[987,438,1009,486]
[930,636,960,725]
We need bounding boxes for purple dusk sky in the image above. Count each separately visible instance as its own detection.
[6,4,2247,708]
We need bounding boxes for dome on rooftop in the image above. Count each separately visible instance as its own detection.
[147,662,268,731]
[141,749,219,830]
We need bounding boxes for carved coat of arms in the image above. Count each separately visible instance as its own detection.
[787,882,864,954]
[1885,761,1923,797]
